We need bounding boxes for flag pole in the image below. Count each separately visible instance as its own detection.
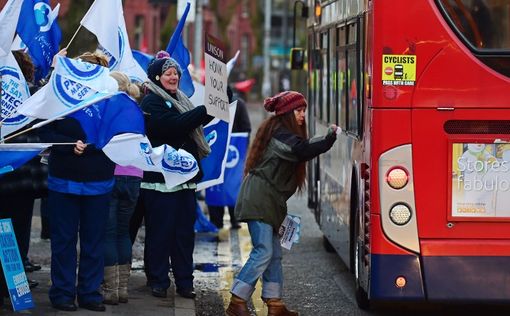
[0,126,36,143]
[0,126,34,143]
[65,24,83,50]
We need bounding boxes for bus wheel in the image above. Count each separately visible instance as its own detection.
[354,211,370,309]
[322,235,335,253]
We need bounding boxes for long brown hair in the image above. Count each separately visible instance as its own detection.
[12,50,34,83]
[244,111,308,190]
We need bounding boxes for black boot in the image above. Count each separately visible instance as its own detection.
[40,216,50,240]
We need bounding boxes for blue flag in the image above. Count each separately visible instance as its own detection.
[206,133,249,206]
[70,92,145,149]
[166,2,194,97]
[198,118,230,189]
[0,143,50,176]
[194,203,218,233]
[16,0,62,81]
[132,50,154,73]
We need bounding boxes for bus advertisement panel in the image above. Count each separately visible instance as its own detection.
[451,142,510,218]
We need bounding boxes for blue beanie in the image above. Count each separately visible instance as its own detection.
[147,57,182,85]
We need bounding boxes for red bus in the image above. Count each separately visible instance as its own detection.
[301,0,510,308]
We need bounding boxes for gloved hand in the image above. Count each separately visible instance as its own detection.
[327,124,342,137]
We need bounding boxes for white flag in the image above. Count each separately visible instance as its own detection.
[103,133,199,189]
[54,55,118,93]
[227,50,240,78]
[80,0,120,59]
[81,0,147,83]
[0,0,22,56]
[16,56,118,120]
[0,52,34,137]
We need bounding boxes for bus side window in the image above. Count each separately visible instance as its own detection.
[330,28,338,126]
[337,26,347,130]
[321,31,329,123]
[347,22,359,134]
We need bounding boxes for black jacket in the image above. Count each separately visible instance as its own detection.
[38,117,114,182]
[141,92,212,184]
[0,131,48,198]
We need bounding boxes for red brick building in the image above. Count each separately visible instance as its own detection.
[1,0,259,76]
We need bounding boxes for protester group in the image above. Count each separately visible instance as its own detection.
[0,0,340,315]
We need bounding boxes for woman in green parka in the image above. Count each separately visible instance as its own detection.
[226,91,338,316]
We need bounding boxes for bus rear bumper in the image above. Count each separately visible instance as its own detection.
[370,254,426,301]
[422,255,510,301]
[371,253,510,302]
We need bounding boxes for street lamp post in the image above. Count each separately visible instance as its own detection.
[262,0,272,98]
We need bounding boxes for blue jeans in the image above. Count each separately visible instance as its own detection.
[104,176,141,266]
[230,220,283,301]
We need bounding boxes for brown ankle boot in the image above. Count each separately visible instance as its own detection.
[102,265,119,305]
[226,295,251,316]
[118,264,131,303]
[264,298,298,316]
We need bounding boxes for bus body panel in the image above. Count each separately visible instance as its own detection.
[412,108,510,240]
[317,120,361,264]
[373,0,510,110]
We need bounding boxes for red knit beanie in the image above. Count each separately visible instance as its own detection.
[263,91,307,116]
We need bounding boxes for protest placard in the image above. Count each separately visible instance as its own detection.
[0,219,34,311]
[204,33,229,122]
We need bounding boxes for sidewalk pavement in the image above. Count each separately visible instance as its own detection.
[0,200,196,316]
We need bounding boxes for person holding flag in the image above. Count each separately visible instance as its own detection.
[140,57,212,300]
[38,52,114,312]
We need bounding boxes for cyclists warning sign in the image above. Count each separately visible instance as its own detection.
[382,55,416,86]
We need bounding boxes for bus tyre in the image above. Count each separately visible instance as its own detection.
[322,235,335,253]
[354,210,370,309]
[355,281,369,310]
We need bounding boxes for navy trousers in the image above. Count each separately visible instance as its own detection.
[142,188,197,292]
[48,190,110,305]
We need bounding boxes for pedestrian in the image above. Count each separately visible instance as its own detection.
[226,91,338,316]
[140,57,212,299]
[206,86,251,229]
[0,50,46,307]
[38,51,114,312]
[101,71,143,305]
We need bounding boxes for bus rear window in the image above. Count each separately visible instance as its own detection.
[437,0,510,50]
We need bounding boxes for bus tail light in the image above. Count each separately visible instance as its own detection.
[386,167,408,189]
[389,204,412,225]
[379,144,420,253]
